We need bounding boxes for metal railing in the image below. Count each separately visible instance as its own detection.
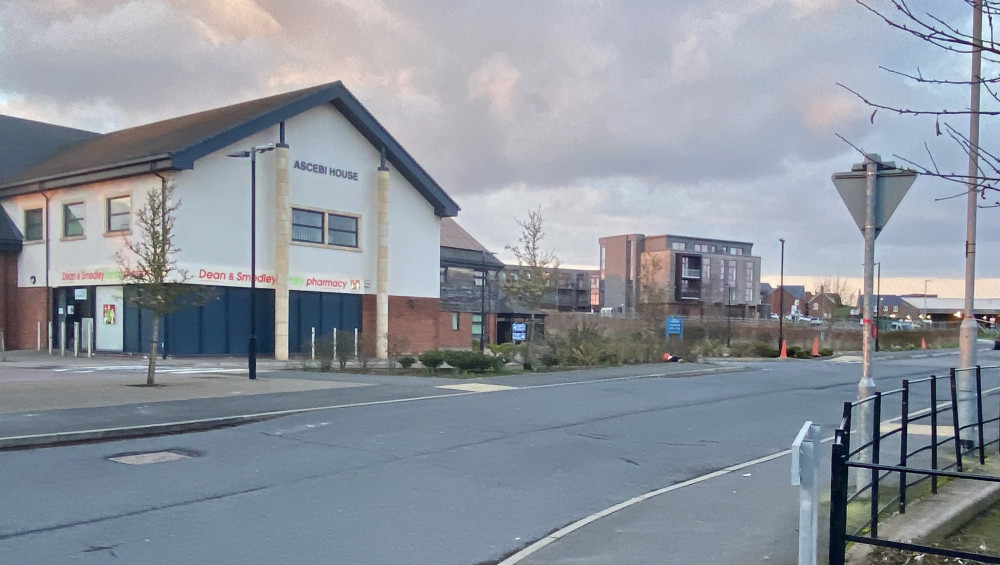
[829,365,1000,565]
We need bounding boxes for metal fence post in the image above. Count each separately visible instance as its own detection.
[48,322,52,355]
[829,426,850,565]
[60,321,66,356]
[37,321,41,351]
[311,327,315,361]
[931,376,939,492]
[871,392,882,538]
[354,328,358,359]
[900,380,910,514]
[86,319,93,359]
[73,322,79,357]
[792,421,821,565]
[976,366,985,464]
[950,369,964,472]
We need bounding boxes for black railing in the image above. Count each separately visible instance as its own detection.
[829,365,1000,565]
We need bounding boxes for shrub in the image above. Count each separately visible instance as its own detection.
[540,352,560,368]
[419,350,446,373]
[752,342,780,358]
[819,348,834,357]
[442,350,500,373]
[398,355,416,369]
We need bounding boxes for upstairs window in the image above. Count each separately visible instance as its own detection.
[106,196,131,233]
[63,202,85,238]
[327,213,358,248]
[291,208,360,249]
[292,209,324,243]
[24,209,43,241]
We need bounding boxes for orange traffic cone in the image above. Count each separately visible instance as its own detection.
[779,340,787,358]
[921,337,927,349]
[812,336,819,356]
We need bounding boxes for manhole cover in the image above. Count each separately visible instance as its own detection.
[108,449,198,465]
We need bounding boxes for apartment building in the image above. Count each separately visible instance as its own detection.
[598,233,762,318]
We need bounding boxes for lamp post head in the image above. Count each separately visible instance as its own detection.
[227,150,251,158]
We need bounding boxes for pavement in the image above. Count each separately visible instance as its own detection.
[0,347,990,565]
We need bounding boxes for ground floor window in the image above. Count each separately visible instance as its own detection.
[472,314,483,339]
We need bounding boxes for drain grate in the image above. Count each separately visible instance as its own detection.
[108,449,196,465]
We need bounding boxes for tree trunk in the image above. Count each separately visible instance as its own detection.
[147,314,160,386]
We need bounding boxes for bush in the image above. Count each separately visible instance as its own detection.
[540,352,560,368]
[752,342,780,358]
[442,350,501,373]
[419,350,446,373]
[399,355,416,369]
[819,348,834,357]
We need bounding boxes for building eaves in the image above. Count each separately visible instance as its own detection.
[0,82,460,217]
[0,115,99,182]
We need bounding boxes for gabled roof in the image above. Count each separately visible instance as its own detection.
[0,82,459,217]
[0,206,23,253]
[760,282,773,294]
[0,115,99,181]
[440,218,504,270]
[780,285,806,300]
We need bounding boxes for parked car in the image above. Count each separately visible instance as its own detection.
[769,313,779,320]
[889,321,915,331]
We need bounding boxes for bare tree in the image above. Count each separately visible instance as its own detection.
[114,179,212,385]
[637,252,668,331]
[503,208,560,368]
[842,0,1000,205]
[813,276,854,305]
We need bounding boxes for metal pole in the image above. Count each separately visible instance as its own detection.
[311,327,316,361]
[958,0,983,442]
[249,151,257,380]
[87,319,92,358]
[875,262,881,352]
[73,321,79,357]
[48,322,52,355]
[726,284,732,348]
[856,155,879,491]
[480,251,487,353]
[37,321,41,351]
[779,238,785,350]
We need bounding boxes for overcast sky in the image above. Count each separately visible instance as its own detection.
[1,0,996,296]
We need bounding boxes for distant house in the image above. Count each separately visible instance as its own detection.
[771,285,806,317]
[439,218,505,350]
[806,290,841,320]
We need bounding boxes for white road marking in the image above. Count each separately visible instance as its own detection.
[109,451,191,465]
[436,383,518,392]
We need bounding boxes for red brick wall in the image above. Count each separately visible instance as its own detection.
[437,311,473,350]
[361,294,444,354]
[0,253,48,350]
[14,287,48,350]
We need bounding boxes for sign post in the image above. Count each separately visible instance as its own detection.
[832,153,916,492]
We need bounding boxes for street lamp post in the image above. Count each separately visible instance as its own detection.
[778,238,785,350]
[227,143,275,380]
[726,284,733,348]
[874,261,881,352]
[924,279,930,325]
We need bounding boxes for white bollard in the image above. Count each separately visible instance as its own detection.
[60,321,66,356]
[333,328,337,360]
[354,328,358,359]
[86,319,93,358]
[791,421,822,565]
[311,327,316,361]
[37,321,41,351]
[48,322,53,355]
[73,322,80,357]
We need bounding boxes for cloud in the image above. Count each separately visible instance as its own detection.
[0,0,995,287]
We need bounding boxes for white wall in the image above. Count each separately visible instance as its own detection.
[4,176,154,288]
[9,102,444,300]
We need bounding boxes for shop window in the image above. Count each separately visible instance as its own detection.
[106,195,131,233]
[24,209,43,241]
[62,202,85,238]
[327,213,358,248]
[291,208,324,243]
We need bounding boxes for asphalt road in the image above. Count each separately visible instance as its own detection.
[0,349,994,564]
